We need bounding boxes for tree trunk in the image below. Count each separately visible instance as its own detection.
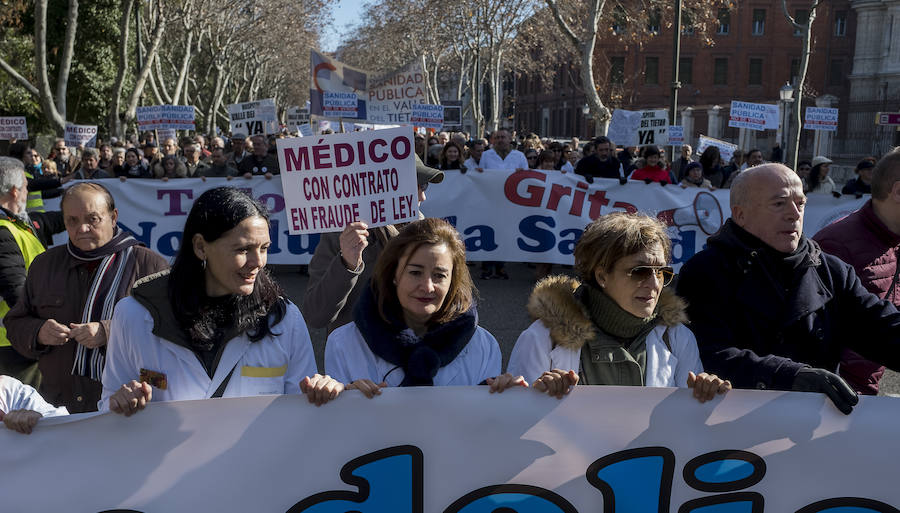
[123,0,166,133]
[108,0,136,138]
[782,0,819,170]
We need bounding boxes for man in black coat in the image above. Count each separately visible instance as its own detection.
[574,136,625,184]
[676,163,900,414]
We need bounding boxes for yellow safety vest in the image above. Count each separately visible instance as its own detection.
[24,171,45,212]
[0,218,46,347]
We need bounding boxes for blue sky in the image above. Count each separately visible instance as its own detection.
[321,0,367,52]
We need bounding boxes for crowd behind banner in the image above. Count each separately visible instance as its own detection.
[0,124,899,510]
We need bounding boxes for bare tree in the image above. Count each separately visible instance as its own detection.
[782,0,821,171]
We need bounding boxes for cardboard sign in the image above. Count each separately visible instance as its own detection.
[157,128,177,144]
[276,127,418,234]
[135,105,196,130]
[64,123,98,148]
[323,92,359,118]
[729,101,779,131]
[638,110,669,146]
[607,109,642,147]
[668,126,685,146]
[410,104,444,129]
[697,134,738,162]
[298,124,313,137]
[0,117,28,140]
[227,99,278,136]
[804,107,839,132]
[287,106,311,132]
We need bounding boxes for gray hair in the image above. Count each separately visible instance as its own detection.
[0,157,26,196]
[112,147,126,155]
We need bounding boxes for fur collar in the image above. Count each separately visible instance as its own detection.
[526,275,688,351]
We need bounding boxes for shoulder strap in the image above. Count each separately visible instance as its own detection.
[662,328,672,352]
[211,363,238,398]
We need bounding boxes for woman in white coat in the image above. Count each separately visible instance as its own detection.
[507,212,731,401]
[325,218,523,395]
[101,187,341,415]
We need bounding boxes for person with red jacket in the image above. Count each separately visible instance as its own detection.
[630,146,671,184]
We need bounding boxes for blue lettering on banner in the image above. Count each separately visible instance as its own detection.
[462,225,497,252]
[518,215,556,252]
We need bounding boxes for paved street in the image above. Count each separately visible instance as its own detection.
[270,263,900,396]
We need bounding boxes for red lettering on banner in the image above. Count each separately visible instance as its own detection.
[334,143,354,167]
[284,147,311,171]
[368,139,388,163]
[613,201,637,213]
[503,170,546,207]
[587,190,610,219]
[392,195,415,220]
[370,199,386,223]
[290,207,307,231]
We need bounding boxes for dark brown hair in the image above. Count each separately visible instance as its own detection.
[372,218,475,327]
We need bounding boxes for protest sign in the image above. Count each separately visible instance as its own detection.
[0,117,27,140]
[64,123,98,148]
[637,109,669,146]
[157,128,176,144]
[3,388,898,512]
[442,99,463,130]
[227,98,278,136]
[287,106,311,131]
[804,107,839,132]
[323,92,359,118]
[607,109,642,147]
[410,103,444,129]
[135,105,196,130]
[668,126,685,146]
[276,127,418,234]
[297,123,313,137]
[697,134,738,162]
[729,100,779,131]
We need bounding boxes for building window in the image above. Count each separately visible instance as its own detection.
[717,8,731,35]
[612,6,627,35]
[645,57,659,85]
[714,58,728,85]
[648,10,661,34]
[790,58,800,84]
[749,58,763,85]
[610,56,625,85]
[829,60,843,86]
[752,9,766,35]
[680,57,693,85]
[794,9,809,36]
[834,11,847,36]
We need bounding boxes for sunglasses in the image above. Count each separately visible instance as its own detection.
[625,265,675,286]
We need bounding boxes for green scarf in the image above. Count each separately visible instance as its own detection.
[575,283,660,386]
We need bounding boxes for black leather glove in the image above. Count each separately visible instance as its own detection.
[792,367,859,415]
[831,191,841,199]
[855,193,863,199]
[583,175,594,184]
[618,176,627,185]
[643,178,653,185]
[659,180,668,187]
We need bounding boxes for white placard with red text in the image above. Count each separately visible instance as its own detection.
[275,127,418,234]
[64,123,98,148]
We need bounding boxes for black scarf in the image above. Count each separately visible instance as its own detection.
[68,228,143,379]
[353,284,477,386]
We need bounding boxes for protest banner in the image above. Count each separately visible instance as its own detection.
[227,98,278,136]
[697,134,738,162]
[46,174,865,267]
[275,127,418,234]
[323,92,359,118]
[3,387,898,512]
[728,100,779,131]
[668,126,685,146]
[310,49,426,124]
[157,128,177,144]
[410,103,444,129]
[64,123,98,147]
[637,109,668,146]
[135,105,196,131]
[287,106,311,132]
[607,109,642,147]
[0,116,27,140]
[804,107,839,132]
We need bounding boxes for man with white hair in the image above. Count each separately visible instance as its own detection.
[676,163,900,415]
[0,157,65,386]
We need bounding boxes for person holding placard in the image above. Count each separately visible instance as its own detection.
[237,135,279,178]
[325,218,522,394]
[100,187,341,415]
[507,212,730,401]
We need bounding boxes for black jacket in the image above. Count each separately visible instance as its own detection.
[676,219,900,391]
[0,208,64,308]
[574,154,621,180]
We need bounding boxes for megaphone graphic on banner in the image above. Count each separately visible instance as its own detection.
[656,191,724,235]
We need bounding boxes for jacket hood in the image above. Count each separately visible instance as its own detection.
[131,269,192,347]
[526,275,687,351]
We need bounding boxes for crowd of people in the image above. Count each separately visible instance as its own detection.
[0,127,899,438]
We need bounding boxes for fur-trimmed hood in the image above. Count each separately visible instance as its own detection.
[526,275,688,351]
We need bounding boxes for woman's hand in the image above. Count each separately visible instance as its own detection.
[109,380,153,416]
[347,379,387,398]
[532,369,579,398]
[686,371,731,403]
[3,409,42,434]
[486,373,528,393]
[300,374,344,406]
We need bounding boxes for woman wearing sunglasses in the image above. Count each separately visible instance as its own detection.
[507,212,730,401]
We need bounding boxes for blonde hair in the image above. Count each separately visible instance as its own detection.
[574,212,671,285]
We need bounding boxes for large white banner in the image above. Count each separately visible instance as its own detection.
[0,116,28,140]
[227,98,279,136]
[2,388,898,512]
[697,135,738,162]
[46,174,867,266]
[729,101,779,131]
[275,128,418,234]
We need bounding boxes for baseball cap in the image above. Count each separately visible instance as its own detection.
[415,154,443,186]
[811,156,833,167]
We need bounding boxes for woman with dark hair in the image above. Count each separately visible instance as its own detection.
[807,156,836,194]
[439,141,467,173]
[115,148,152,179]
[699,146,724,188]
[524,148,539,169]
[630,146,671,184]
[325,218,522,395]
[101,187,339,415]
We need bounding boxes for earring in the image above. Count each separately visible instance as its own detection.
[201,259,207,270]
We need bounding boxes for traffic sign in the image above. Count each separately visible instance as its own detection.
[876,112,900,126]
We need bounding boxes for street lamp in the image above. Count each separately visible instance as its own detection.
[778,82,795,163]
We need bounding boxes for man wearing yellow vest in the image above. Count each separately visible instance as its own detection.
[0,157,65,387]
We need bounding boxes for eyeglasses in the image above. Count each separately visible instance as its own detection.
[625,265,674,286]
[418,182,429,192]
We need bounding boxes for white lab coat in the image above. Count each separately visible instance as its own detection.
[507,320,704,387]
[0,375,67,417]
[325,322,501,386]
[99,297,317,411]
[479,148,529,171]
